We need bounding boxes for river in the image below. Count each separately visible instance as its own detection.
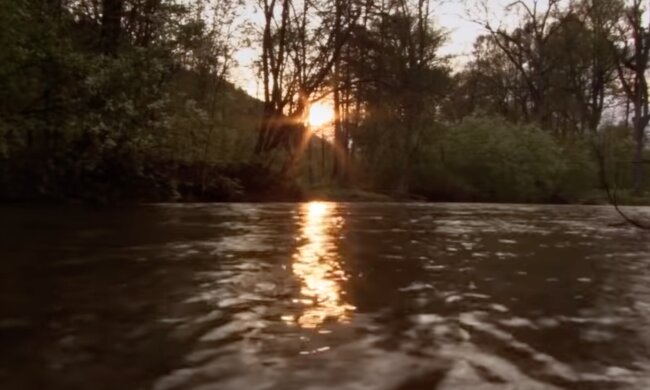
[1,203,650,389]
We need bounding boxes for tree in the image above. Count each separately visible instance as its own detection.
[254,0,359,172]
[350,0,450,192]
[445,35,530,123]
[477,0,567,129]
[613,0,650,195]
[467,1,623,136]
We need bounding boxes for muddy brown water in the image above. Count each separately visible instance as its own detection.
[1,203,650,389]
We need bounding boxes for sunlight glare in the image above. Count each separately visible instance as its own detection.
[307,103,335,128]
[287,202,355,329]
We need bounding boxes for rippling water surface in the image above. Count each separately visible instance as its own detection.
[1,203,650,389]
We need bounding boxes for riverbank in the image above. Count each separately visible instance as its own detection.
[1,155,648,206]
[2,184,648,206]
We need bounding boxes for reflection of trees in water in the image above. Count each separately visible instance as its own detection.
[288,202,355,329]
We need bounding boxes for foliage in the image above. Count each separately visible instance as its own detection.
[410,117,600,203]
[0,0,271,203]
[0,0,648,205]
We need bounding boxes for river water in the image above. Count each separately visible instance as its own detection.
[1,203,650,389]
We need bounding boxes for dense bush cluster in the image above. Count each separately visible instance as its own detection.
[409,117,597,203]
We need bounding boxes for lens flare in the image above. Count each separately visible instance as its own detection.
[307,103,335,128]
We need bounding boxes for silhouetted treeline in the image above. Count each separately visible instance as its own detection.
[0,0,648,203]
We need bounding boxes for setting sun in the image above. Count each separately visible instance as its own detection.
[307,102,335,128]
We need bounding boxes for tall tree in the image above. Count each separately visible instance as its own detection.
[254,0,359,171]
[613,0,650,194]
[480,0,564,128]
[350,0,449,192]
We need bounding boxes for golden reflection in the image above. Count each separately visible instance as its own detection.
[288,202,354,328]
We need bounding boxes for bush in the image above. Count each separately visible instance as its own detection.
[411,116,601,203]
[445,117,565,201]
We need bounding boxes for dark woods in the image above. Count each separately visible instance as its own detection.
[0,0,648,204]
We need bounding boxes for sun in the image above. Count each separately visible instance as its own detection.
[307,102,335,128]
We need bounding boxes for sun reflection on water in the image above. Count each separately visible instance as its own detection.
[288,202,355,328]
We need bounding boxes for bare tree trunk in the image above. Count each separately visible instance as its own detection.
[632,104,648,194]
[613,0,649,195]
[332,0,346,183]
